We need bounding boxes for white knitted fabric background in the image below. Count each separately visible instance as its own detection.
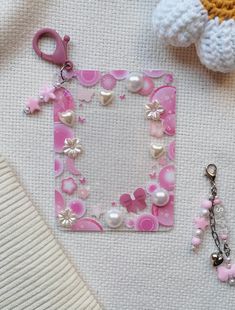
[0,0,235,309]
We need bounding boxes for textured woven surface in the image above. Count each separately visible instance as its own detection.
[0,156,101,309]
[0,0,235,309]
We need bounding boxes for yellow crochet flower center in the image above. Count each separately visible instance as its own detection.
[201,0,235,21]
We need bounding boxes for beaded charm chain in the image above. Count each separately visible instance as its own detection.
[192,164,235,286]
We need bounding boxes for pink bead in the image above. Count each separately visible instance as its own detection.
[214,198,221,205]
[220,234,228,240]
[192,237,201,246]
[200,199,212,210]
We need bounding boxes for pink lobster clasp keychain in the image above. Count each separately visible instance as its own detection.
[24,28,75,114]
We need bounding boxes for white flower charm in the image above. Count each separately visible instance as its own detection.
[152,0,235,73]
[63,138,83,159]
[58,208,77,228]
[145,100,165,121]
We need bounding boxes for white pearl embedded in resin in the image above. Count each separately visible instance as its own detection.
[126,72,144,93]
[105,208,123,228]
[151,188,169,207]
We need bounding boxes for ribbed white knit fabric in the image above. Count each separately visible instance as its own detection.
[0,156,101,310]
[152,0,235,73]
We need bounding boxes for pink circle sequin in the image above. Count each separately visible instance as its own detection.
[192,237,201,246]
[54,158,64,177]
[150,86,176,118]
[135,214,159,232]
[53,87,75,122]
[167,141,175,161]
[138,77,154,96]
[72,218,103,231]
[54,123,74,153]
[110,70,129,80]
[163,114,176,136]
[100,73,117,90]
[75,70,101,86]
[68,199,86,218]
[158,165,175,191]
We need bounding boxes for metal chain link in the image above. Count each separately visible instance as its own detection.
[206,165,231,257]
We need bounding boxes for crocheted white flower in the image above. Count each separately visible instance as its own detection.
[152,0,235,73]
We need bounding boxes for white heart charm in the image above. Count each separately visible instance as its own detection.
[150,143,165,159]
[59,110,76,127]
[99,91,114,106]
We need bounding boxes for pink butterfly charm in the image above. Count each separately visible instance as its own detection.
[119,188,147,213]
[217,264,235,282]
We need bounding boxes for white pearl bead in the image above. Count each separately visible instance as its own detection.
[105,208,123,228]
[126,72,144,93]
[229,278,235,286]
[195,229,203,237]
[226,256,231,263]
[151,188,169,207]
[201,208,209,217]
